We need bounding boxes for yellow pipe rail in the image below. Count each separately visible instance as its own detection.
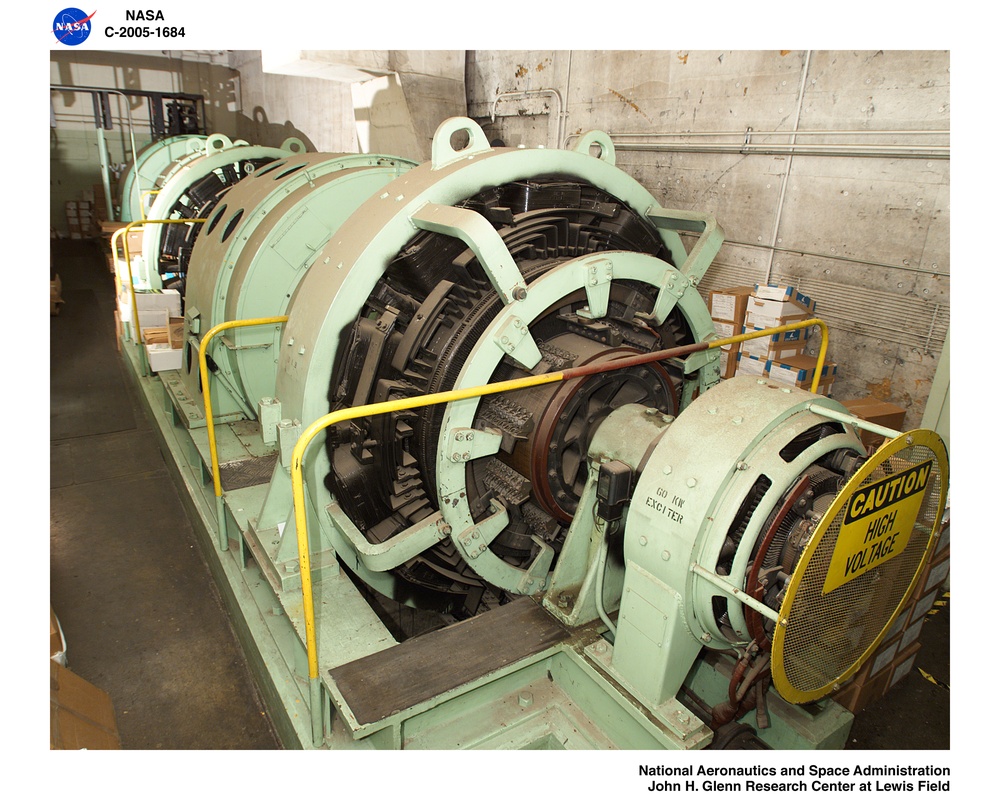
[197,316,289,552]
[285,316,828,745]
[110,219,207,360]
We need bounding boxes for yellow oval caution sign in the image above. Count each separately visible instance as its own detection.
[823,458,934,594]
[771,428,948,704]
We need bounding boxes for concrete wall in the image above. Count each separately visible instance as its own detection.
[50,50,238,229]
[234,49,465,161]
[49,48,949,428]
[227,51,357,153]
[466,49,950,425]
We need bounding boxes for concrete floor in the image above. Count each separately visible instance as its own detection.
[49,238,950,750]
[50,238,280,749]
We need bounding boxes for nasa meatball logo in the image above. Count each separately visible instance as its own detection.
[52,8,96,45]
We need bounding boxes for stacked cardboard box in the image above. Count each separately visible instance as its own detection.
[768,353,837,396]
[142,314,185,372]
[84,184,111,225]
[708,286,754,378]
[832,518,950,712]
[732,283,835,395]
[64,186,111,239]
[741,282,815,360]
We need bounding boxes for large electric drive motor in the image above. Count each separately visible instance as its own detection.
[172,117,947,731]
[271,118,722,615]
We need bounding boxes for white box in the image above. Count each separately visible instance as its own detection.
[768,354,838,387]
[747,295,817,317]
[740,326,807,360]
[145,343,183,372]
[753,283,815,309]
[735,352,769,377]
[118,288,181,330]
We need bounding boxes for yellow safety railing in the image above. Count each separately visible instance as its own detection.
[109,219,207,364]
[197,316,289,551]
[282,316,829,746]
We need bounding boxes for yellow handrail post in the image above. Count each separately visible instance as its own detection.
[198,316,289,552]
[287,316,828,747]
[707,317,829,394]
[111,219,208,360]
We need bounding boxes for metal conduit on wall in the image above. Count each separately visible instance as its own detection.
[693,238,949,356]
[490,89,565,151]
[563,129,950,160]
[481,53,948,415]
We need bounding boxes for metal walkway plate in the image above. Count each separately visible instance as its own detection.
[219,454,278,491]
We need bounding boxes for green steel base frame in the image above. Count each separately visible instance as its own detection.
[118,339,855,751]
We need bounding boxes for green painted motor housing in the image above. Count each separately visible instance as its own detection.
[117,134,207,223]
[267,118,723,612]
[177,151,417,426]
[133,116,949,750]
[134,133,307,290]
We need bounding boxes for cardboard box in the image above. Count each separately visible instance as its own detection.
[740,326,807,360]
[900,614,925,651]
[768,354,838,388]
[887,642,921,690]
[840,396,906,430]
[745,309,813,330]
[709,286,755,324]
[922,552,951,596]
[144,342,183,372]
[908,585,942,626]
[753,282,816,311]
[50,274,64,316]
[50,661,122,749]
[118,288,181,330]
[143,314,184,372]
[735,352,769,377]
[933,521,950,560]
[713,319,739,339]
[125,228,144,255]
[840,396,907,449]
[833,666,891,713]
[718,345,737,379]
[142,315,184,372]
